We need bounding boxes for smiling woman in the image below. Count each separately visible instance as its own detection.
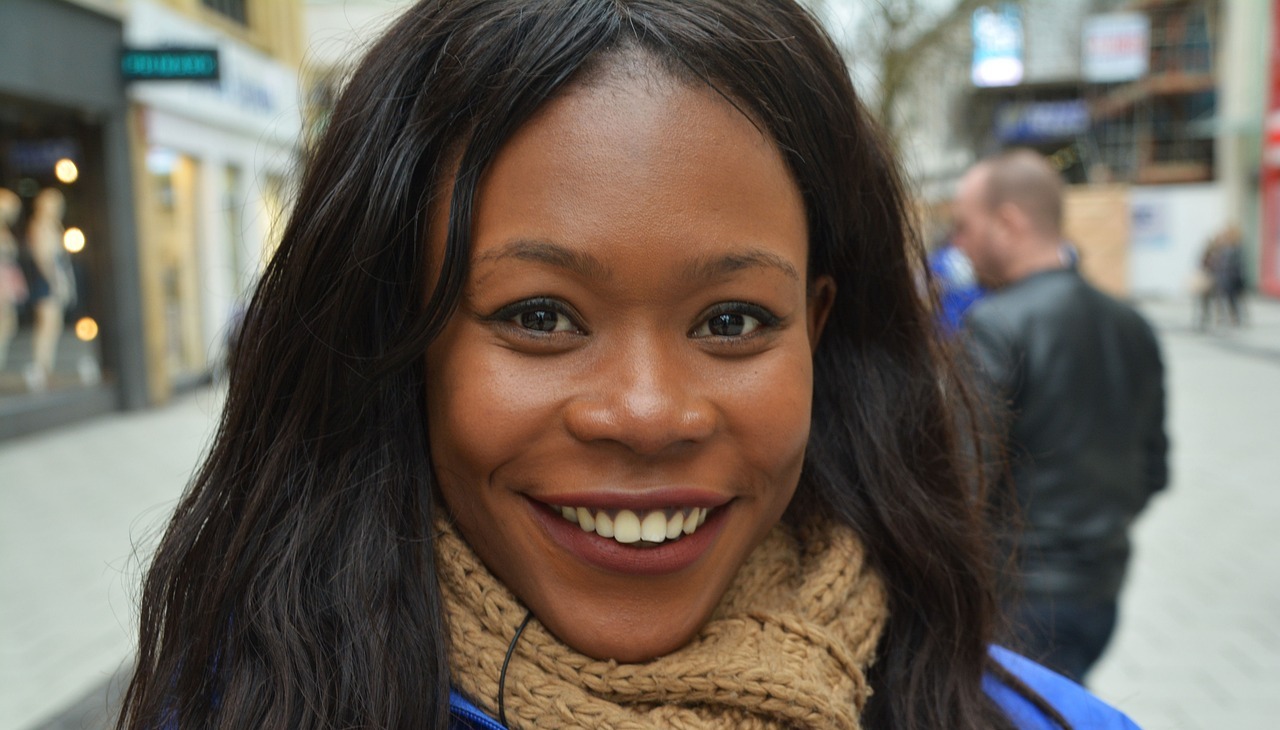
[425,71,828,664]
[116,2,1135,730]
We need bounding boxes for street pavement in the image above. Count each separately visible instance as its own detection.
[1,388,222,730]
[1089,296,1280,730]
[2,296,1278,730]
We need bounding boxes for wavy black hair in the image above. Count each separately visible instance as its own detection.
[118,1,1062,728]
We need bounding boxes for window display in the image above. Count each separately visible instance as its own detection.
[0,102,105,398]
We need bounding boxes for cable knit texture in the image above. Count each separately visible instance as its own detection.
[435,516,888,729]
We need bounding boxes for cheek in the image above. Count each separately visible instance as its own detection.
[724,349,813,489]
[425,333,555,490]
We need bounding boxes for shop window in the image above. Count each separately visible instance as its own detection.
[146,148,207,381]
[202,0,247,26]
[0,100,107,398]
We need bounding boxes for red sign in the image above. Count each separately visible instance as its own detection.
[1262,0,1280,296]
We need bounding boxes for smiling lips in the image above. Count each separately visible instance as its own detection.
[551,505,712,546]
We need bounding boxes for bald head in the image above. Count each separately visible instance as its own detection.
[951,150,1067,288]
[981,149,1064,239]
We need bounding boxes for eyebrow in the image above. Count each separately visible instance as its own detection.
[474,239,611,281]
[681,249,800,283]
[472,238,800,284]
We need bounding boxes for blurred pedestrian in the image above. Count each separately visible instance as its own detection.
[1193,237,1218,330]
[1212,224,1246,326]
[953,149,1169,683]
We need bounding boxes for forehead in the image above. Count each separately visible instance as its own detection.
[457,70,808,276]
[956,166,990,209]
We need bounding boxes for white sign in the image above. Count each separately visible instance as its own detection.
[973,5,1024,87]
[1083,12,1149,83]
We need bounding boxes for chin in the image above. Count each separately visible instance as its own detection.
[552,612,705,663]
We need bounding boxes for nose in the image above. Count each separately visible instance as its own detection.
[563,338,717,455]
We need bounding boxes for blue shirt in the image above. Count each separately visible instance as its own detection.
[928,244,986,335]
[448,646,1140,729]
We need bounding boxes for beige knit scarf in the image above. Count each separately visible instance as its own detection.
[435,516,888,730]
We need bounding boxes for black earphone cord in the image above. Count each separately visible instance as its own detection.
[498,610,535,727]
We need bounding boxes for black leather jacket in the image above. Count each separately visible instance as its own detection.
[964,269,1168,602]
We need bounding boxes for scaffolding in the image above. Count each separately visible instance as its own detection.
[1087,0,1220,184]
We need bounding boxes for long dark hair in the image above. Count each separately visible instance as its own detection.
[118,1,1056,728]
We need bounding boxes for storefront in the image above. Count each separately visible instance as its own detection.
[0,0,147,439]
[126,0,300,402]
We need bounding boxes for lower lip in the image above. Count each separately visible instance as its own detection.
[528,500,728,576]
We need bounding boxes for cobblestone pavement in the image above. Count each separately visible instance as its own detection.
[2,297,1278,730]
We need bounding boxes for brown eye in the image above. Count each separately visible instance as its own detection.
[691,303,777,339]
[519,309,568,332]
[486,297,583,337]
[707,313,748,336]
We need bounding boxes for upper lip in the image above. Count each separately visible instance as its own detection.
[531,488,732,511]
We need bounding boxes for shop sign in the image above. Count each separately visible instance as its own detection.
[1083,12,1149,83]
[995,100,1089,143]
[122,47,220,82]
[125,0,300,143]
[972,4,1024,87]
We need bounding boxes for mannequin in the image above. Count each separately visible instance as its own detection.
[0,188,24,369]
[26,188,74,391]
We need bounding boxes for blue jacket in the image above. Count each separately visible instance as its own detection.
[449,646,1139,729]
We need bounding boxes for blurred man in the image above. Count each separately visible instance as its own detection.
[953,150,1169,683]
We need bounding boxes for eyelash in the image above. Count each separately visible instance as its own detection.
[689,302,782,341]
[484,297,584,336]
[482,298,783,343]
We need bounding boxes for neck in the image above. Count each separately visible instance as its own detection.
[1001,241,1066,286]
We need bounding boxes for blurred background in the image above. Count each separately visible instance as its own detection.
[0,0,1276,728]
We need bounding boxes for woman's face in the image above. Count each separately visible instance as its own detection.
[426,69,833,662]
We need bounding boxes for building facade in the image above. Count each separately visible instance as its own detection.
[0,0,147,438]
[126,0,303,403]
[0,0,304,439]
[814,0,1271,300]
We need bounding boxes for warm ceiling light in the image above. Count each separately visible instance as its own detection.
[55,158,79,184]
[75,317,99,342]
[64,227,85,253]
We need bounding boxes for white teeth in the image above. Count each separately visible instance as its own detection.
[640,511,668,543]
[550,504,716,545]
[665,511,684,539]
[613,510,642,543]
[595,511,615,538]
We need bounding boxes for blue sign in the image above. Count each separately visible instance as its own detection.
[121,47,220,82]
[995,100,1090,142]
